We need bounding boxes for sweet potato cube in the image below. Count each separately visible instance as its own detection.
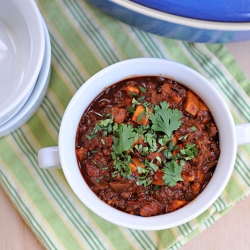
[152,169,164,186]
[132,105,149,125]
[168,200,187,212]
[184,91,199,116]
[129,163,137,173]
[162,83,183,103]
[198,100,209,111]
[129,158,145,173]
[111,107,126,124]
[171,135,178,146]
[76,147,88,162]
[126,85,139,97]
[133,158,145,168]
[197,170,205,184]
[191,182,201,193]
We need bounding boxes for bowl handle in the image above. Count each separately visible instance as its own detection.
[38,146,61,169]
[235,124,250,146]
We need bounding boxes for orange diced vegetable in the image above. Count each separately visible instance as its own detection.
[129,163,137,173]
[198,100,209,111]
[111,107,126,124]
[184,90,199,116]
[152,169,164,186]
[147,152,162,161]
[162,83,183,103]
[132,105,150,125]
[191,182,201,193]
[168,200,187,212]
[76,147,88,162]
[181,170,195,183]
[126,86,139,97]
[171,135,178,146]
[129,158,145,172]
[127,136,144,154]
[197,170,205,184]
[133,158,146,168]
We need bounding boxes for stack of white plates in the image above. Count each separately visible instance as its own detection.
[0,0,51,137]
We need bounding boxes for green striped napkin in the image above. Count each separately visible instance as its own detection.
[1,0,250,249]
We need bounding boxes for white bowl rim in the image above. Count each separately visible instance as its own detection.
[59,58,237,230]
[0,0,45,121]
[113,0,250,30]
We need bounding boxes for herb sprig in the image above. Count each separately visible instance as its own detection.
[86,98,199,187]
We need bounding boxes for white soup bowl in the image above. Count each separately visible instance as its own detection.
[38,58,250,230]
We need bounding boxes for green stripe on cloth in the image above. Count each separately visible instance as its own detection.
[1,0,250,249]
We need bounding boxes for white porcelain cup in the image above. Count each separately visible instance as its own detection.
[38,58,250,230]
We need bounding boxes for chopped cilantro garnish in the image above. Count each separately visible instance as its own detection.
[112,124,137,155]
[139,86,147,93]
[129,92,137,97]
[132,98,141,106]
[138,96,145,102]
[136,167,149,179]
[136,179,153,187]
[191,126,197,131]
[150,102,182,137]
[85,134,96,140]
[162,160,184,186]
[113,154,133,178]
[86,97,199,188]
[156,156,162,164]
[178,143,198,160]
[145,132,158,152]
[150,161,159,172]
[179,134,188,141]
[137,111,145,122]
[143,102,150,107]
[163,149,174,160]
[158,135,172,146]
[128,106,136,113]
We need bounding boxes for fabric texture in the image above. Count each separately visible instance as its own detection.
[1,0,250,249]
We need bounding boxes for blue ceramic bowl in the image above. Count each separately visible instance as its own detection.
[132,0,250,22]
[87,0,250,43]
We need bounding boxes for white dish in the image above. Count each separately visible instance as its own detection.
[38,58,244,230]
[0,18,51,137]
[0,0,45,125]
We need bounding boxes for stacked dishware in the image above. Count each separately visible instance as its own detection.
[87,0,250,43]
[0,0,51,137]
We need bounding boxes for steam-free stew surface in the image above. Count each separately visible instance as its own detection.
[75,76,220,217]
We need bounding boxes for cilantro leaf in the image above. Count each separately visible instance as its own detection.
[150,102,182,137]
[145,132,158,152]
[162,160,184,186]
[158,135,172,146]
[136,179,153,187]
[139,86,147,93]
[178,143,198,160]
[112,124,137,154]
[190,126,197,131]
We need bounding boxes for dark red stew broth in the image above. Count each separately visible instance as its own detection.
[75,76,220,217]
